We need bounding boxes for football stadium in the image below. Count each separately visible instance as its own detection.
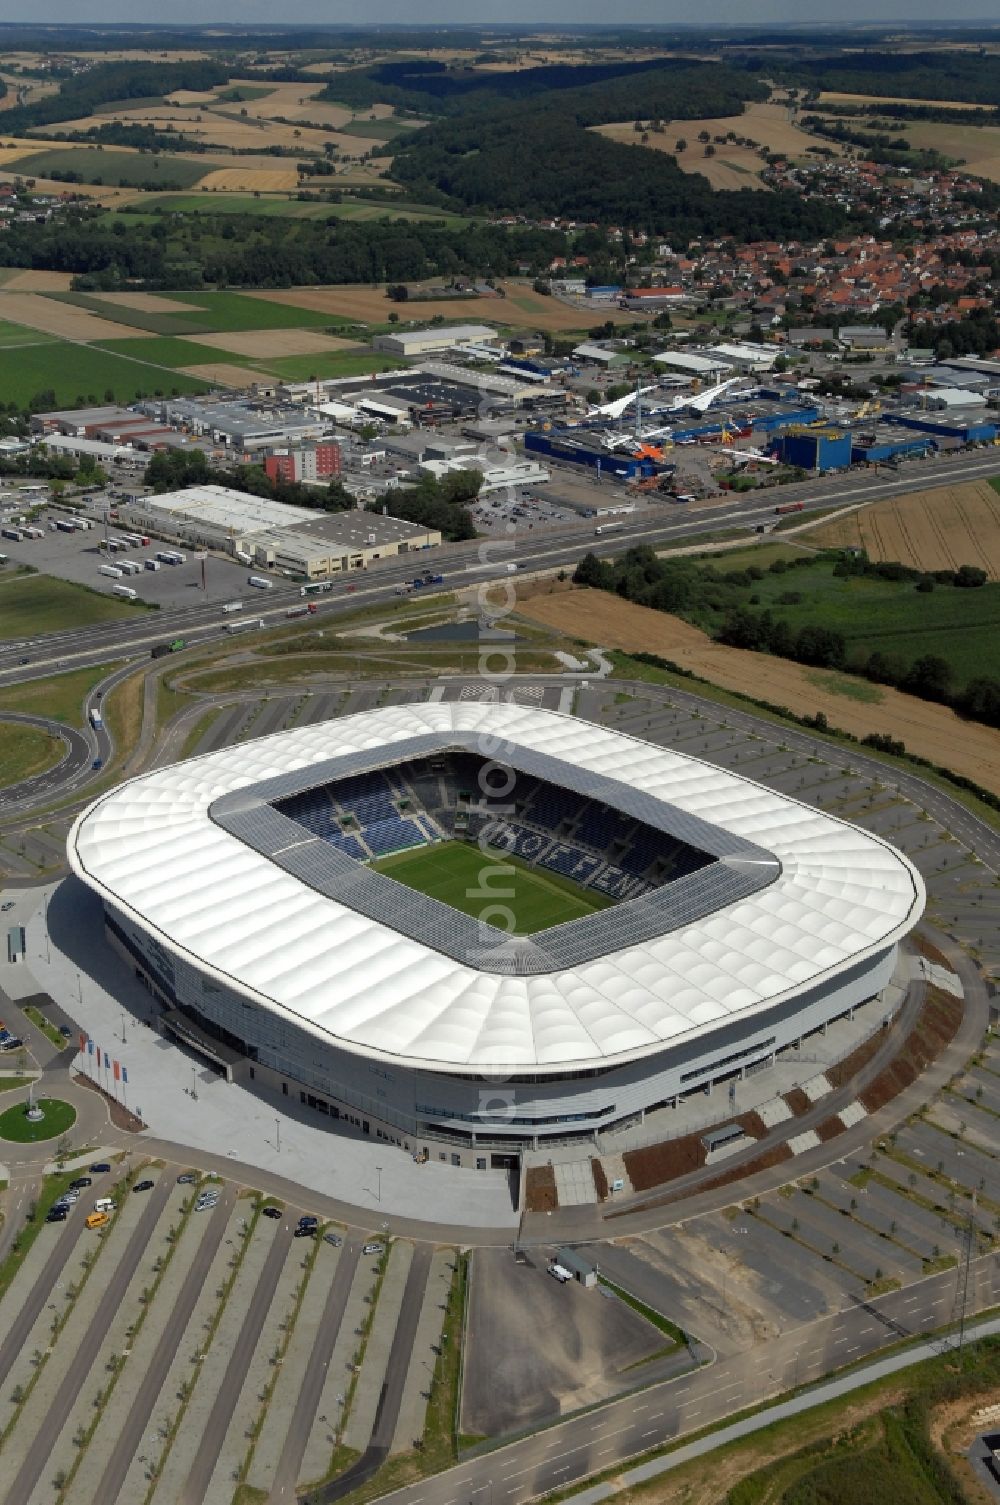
[67,702,925,1171]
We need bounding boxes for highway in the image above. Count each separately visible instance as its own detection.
[3,448,999,689]
[370,1255,1000,1505]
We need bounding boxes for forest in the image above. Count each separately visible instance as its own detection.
[391,112,852,239]
[762,49,1000,106]
[0,211,567,289]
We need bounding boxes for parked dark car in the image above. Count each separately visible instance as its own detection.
[90,1163,111,1174]
[133,1179,154,1193]
[70,1176,92,1189]
[293,1226,315,1239]
[262,1206,282,1219]
[46,1208,67,1223]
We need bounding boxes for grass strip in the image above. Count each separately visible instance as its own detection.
[597,1275,686,1346]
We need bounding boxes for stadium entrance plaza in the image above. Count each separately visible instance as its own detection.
[0,875,929,1230]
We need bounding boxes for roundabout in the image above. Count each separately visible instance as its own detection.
[0,1095,76,1143]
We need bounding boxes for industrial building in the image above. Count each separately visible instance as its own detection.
[117,484,440,579]
[263,442,342,487]
[137,398,326,454]
[68,702,923,1169]
[371,324,499,358]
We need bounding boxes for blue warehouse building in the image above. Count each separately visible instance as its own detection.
[774,429,852,473]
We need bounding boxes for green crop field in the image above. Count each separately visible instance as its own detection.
[95,335,267,370]
[47,289,346,338]
[687,558,1000,690]
[372,840,613,934]
[0,339,210,408]
[0,320,58,348]
[117,193,470,227]
[16,148,207,189]
[0,575,145,641]
[339,119,414,139]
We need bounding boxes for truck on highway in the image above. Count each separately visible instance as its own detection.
[774,501,805,515]
[89,708,104,731]
[225,617,265,635]
[594,523,624,536]
[222,601,243,614]
[150,638,187,658]
[301,582,333,597]
[286,604,318,618]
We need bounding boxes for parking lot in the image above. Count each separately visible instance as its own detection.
[0,508,250,609]
[0,1157,456,1504]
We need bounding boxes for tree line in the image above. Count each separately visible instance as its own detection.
[574,546,1000,730]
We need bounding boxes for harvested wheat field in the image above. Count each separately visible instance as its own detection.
[517,583,1000,794]
[0,269,75,293]
[818,91,989,111]
[180,362,270,388]
[802,481,1000,580]
[216,81,356,129]
[594,100,843,188]
[0,292,144,341]
[195,165,303,193]
[245,280,612,332]
[187,328,360,357]
[243,284,497,323]
[889,121,1000,184]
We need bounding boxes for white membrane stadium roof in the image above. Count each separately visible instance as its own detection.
[68,703,924,1075]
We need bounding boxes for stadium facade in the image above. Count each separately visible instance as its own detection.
[68,703,924,1170]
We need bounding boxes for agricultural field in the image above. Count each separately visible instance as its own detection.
[243,279,627,333]
[0,337,211,407]
[887,119,1000,182]
[801,481,1000,580]
[50,288,348,337]
[817,90,990,110]
[592,101,845,190]
[12,147,208,189]
[0,319,58,348]
[0,292,146,341]
[517,583,1000,795]
[372,840,613,932]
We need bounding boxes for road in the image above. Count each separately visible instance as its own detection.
[3,448,999,690]
[370,1254,1000,1505]
[4,1175,173,1505]
[90,1182,239,1505]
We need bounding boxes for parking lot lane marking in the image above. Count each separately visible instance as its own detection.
[847,1345,860,1354]
[641,1429,659,1439]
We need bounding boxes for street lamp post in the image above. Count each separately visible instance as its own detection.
[276,1117,281,1154]
[375,1165,382,1204]
[190,1066,197,1101]
[121,1009,127,1047]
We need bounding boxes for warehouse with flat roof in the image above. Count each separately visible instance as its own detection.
[118,484,440,578]
[372,324,499,358]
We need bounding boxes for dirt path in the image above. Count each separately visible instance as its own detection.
[517,583,1000,795]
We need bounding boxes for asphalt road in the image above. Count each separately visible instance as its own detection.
[370,1254,1000,1505]
[179,1207,297,1505]
[91,1182,239,1505]
[2,448,999,690]
[269,1238,365,1503]
[4,1174,174,1505]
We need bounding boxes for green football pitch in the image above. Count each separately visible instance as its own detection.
[371,840,614,935]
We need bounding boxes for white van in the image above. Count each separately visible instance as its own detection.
[93,1198,116,1214]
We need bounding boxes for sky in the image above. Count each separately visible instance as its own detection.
[6,1,1000,24]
